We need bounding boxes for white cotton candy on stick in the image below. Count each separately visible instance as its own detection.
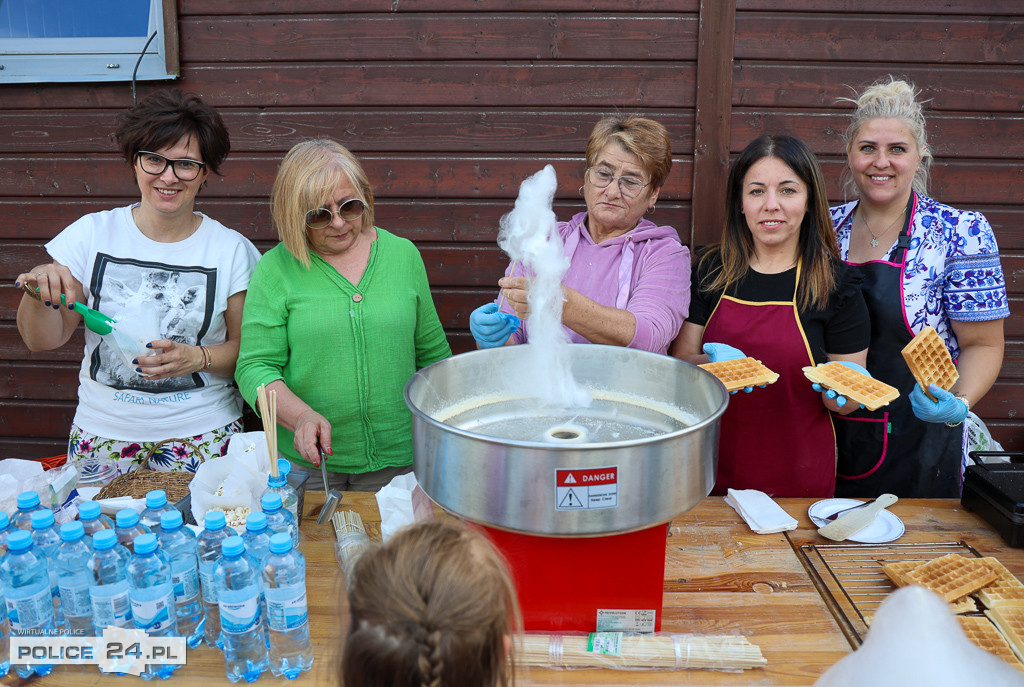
[496,165,591,409]
[814,585,1024,687]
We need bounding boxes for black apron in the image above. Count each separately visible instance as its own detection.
[834,194,964,498]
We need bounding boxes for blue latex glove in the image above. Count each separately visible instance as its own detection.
[703,342,745,363]
[910,383,968,424]
[811,361,871,409]
[470,303,519,349]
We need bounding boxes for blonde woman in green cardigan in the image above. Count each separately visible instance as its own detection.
[236,139,451,491]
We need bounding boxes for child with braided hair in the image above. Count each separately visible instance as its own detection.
[342,520,520,687]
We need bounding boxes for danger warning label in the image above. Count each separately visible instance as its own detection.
[555,466,618,511]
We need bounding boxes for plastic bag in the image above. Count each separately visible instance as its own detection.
[189,432,271,530]
[966,412,1004,455]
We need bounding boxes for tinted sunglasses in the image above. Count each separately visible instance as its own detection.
[304,199,366,229]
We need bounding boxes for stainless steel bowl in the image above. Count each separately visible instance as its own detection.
[405,344,727,535]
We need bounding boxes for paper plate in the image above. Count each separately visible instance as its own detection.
[808,498,905,544]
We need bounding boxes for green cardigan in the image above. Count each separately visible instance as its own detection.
[236,228,452,473]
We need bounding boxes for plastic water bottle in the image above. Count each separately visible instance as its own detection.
[198,510,232,649]
[261,493,298,548]
[78,500,114,545]
[127,533,180,680]
[115,508,152,555]
[262,460,300,535]
[158,510,205,649]
[55,521,94,636]
[30,508,64,629]
[0,530,55,678]
[263,532,313,679]
[87,529,133,635]
[242,512,272,569]
[0,511,11,558]
[216,536,268,682]
[140,490,176,535]
[11,490,44,531]
[0,585,9,677]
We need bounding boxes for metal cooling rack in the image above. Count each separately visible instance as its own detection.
[798,541,982,646]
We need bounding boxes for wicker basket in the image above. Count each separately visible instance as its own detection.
[95,438,205,503]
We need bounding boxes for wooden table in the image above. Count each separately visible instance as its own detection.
[11,494,1020,686]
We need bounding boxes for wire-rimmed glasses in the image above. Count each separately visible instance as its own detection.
[304,199,366,229]
[585,167,650,198]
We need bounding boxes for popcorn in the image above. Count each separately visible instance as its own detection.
[210,505,251,528]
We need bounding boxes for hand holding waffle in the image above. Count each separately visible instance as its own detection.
[809,360,870,409]
[703,342,746,363]
[802,361,900,412]
[910,383,969,425]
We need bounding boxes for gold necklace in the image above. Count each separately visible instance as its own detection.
[860,208,907,248]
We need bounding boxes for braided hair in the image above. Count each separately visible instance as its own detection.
[341,521,519,687]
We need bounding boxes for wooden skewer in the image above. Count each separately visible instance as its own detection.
[516,633,767,670]
[257,384,279,478]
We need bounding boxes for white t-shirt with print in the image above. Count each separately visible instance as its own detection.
[46,205,261,441]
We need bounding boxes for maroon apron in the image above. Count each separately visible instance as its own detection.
[704,262,837,497]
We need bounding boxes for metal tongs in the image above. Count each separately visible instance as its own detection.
[316,445,342,525]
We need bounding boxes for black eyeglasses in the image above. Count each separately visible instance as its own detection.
[137,151,207,181]
[305,199,366,229]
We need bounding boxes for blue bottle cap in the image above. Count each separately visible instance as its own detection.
[134,533,158,554]
[245,512,267,533]
[261,493,282,512]
[278,459,291,477]
[30,508,55,530]
[145,490,167,508]
[268,532,292,555]
[221,536,244,557]
[93,529,117,551]
[204,510,226,531]
[116,508,140,528]
[60,521,85,542]
[0,511,9,530]
[17,491,40,509]
[160,510,183,531]
[7,530,32,552]
[78,500,101,520]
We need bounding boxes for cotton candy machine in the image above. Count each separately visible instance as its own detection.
[405,344,727,631]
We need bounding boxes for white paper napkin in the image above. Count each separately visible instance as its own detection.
[724,488,797,534]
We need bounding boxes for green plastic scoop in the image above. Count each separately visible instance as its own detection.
[69,298,116,336]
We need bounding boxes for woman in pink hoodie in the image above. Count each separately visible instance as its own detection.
[469,116,690,355]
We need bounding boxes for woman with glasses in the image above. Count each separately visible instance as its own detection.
[671,135,870,498]
[235,139,450,491]
[469,115,690,354]
[14,88,260,479]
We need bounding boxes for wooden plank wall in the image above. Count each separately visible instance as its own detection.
[0,1,1020,457]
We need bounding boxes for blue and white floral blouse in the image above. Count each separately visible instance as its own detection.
[831,192,1009,360]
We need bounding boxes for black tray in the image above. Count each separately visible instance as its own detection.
[961,451,1024,547]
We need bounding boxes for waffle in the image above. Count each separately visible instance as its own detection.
[881,560,976,612]
[976,558,1024,609]
[901,553,998,602]
[698,357,779,392]
[801,362,900,411]
[958,615,1024,669]
[986,605,1024,663]
[881,560,920,586]
[901,326,959,401]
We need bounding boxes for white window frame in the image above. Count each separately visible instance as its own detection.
[0,0,178,84]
